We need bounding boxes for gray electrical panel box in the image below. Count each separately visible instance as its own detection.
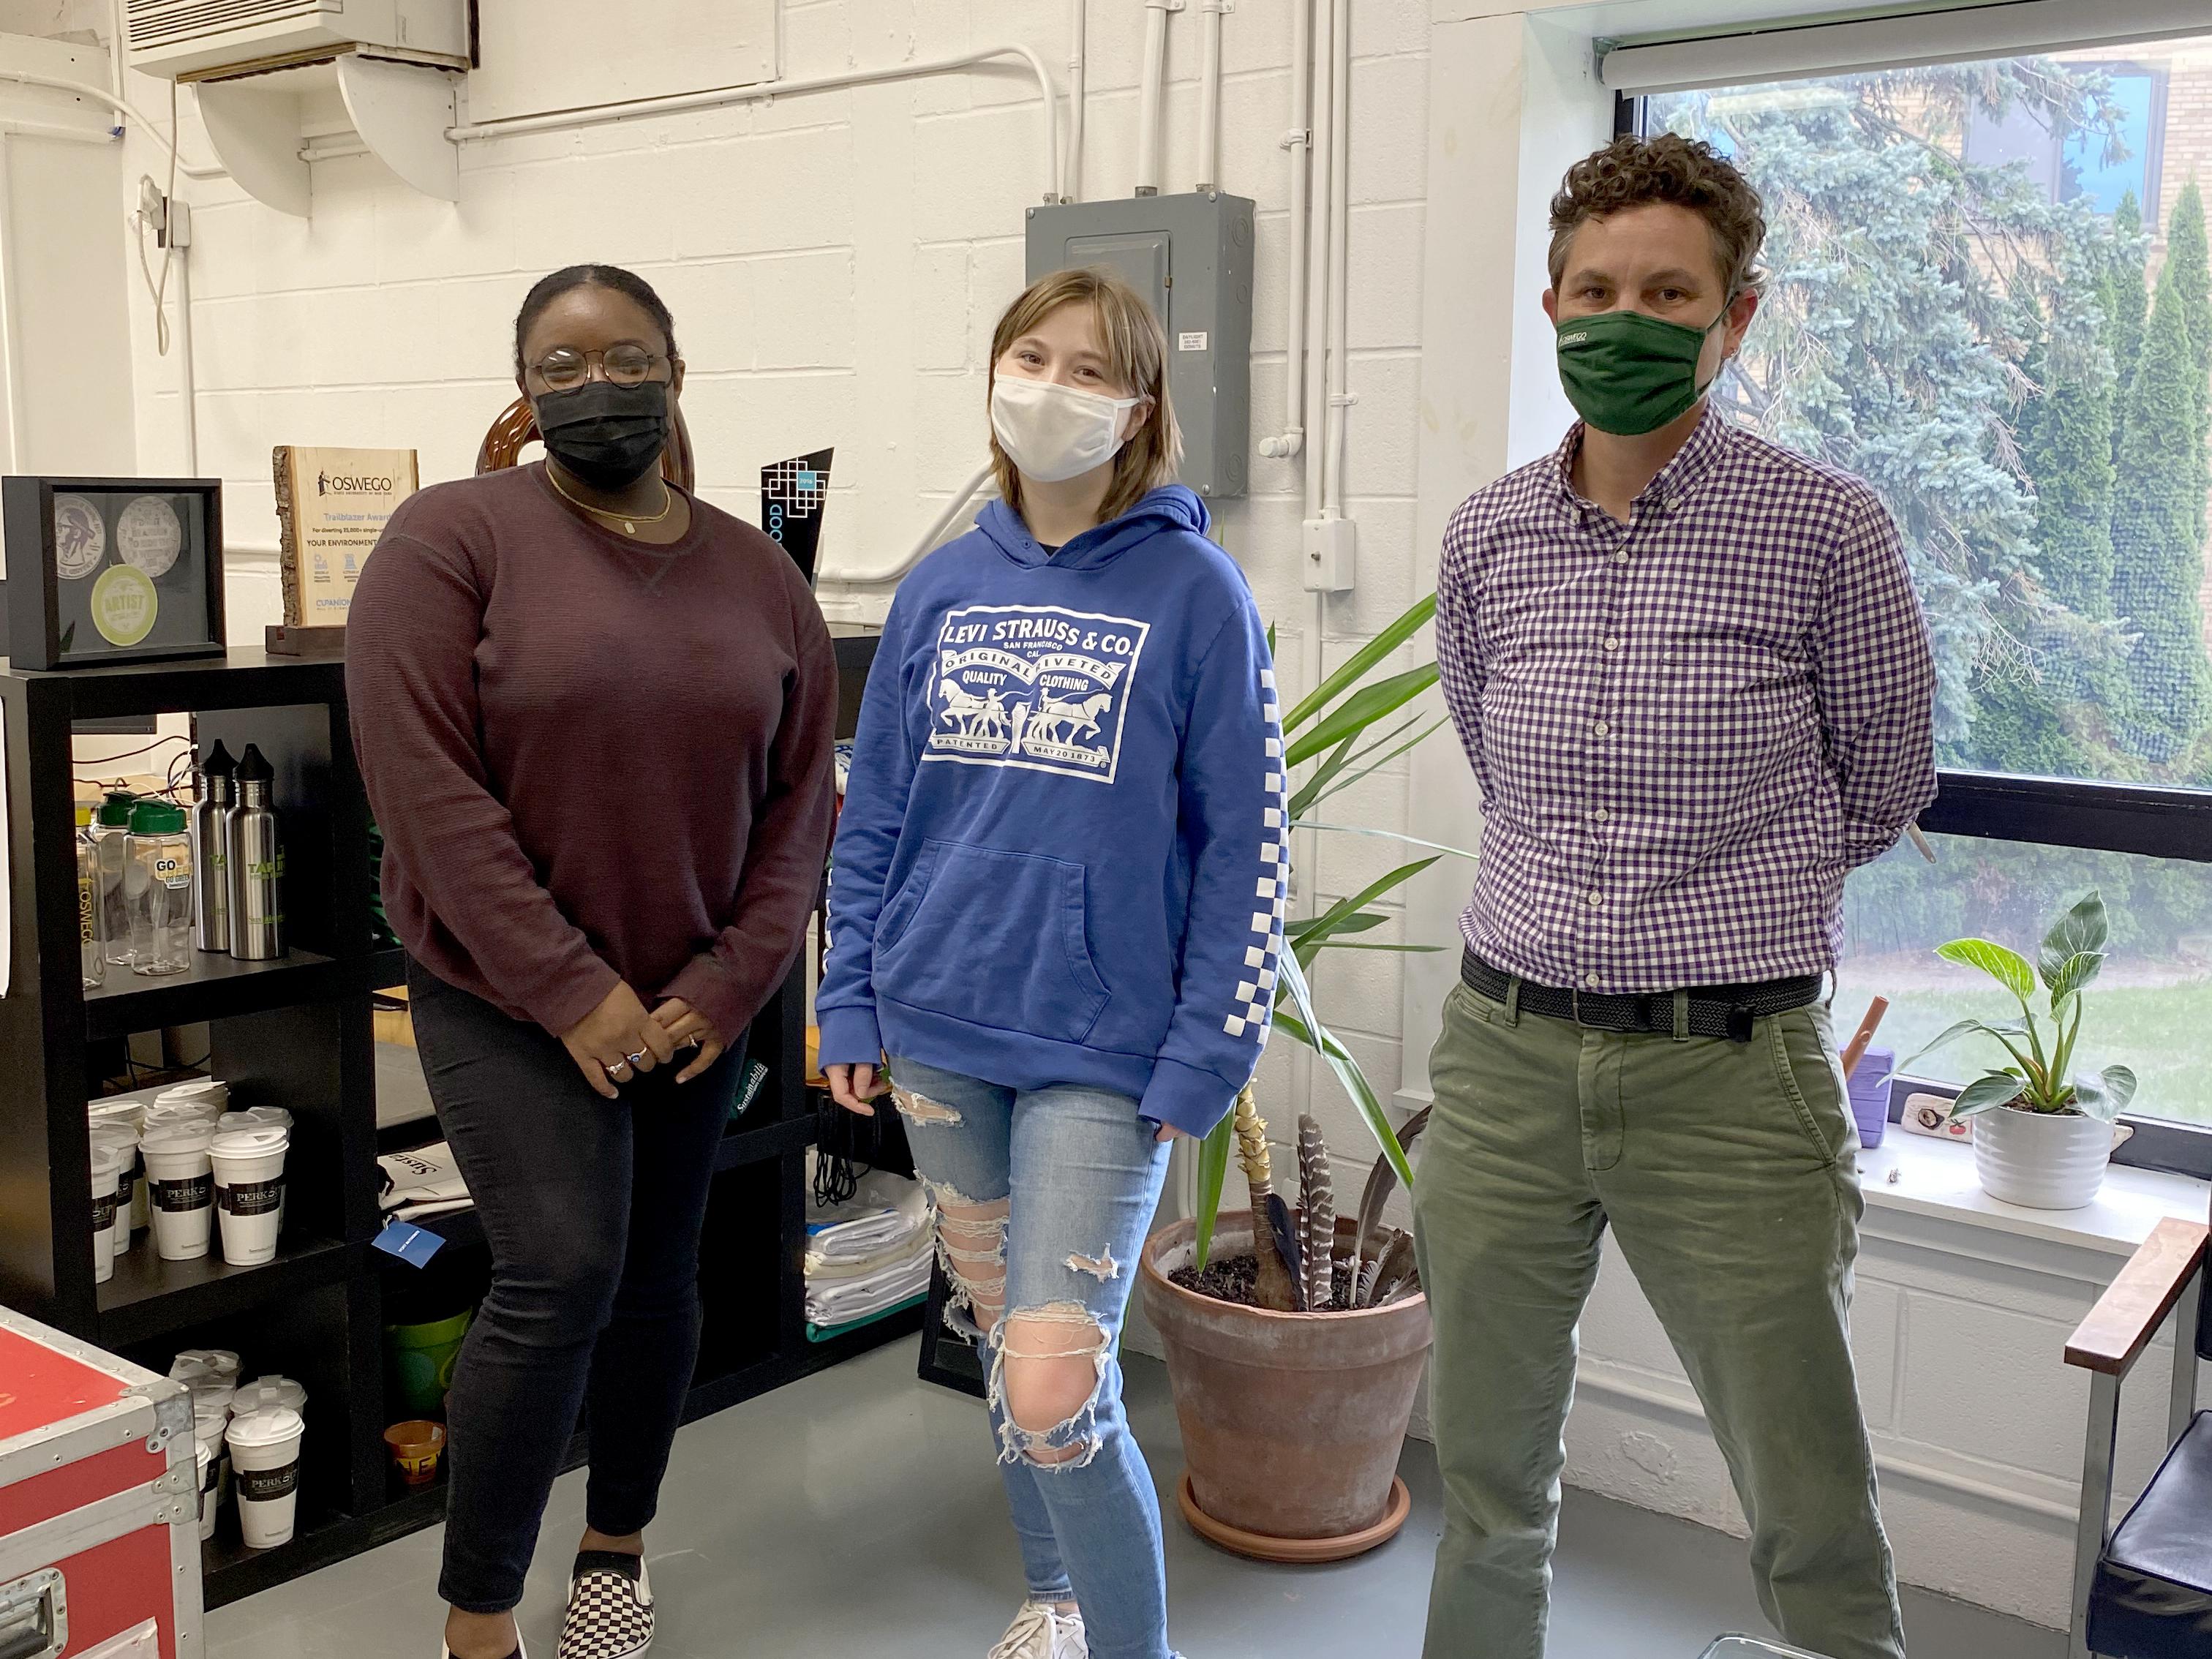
[1025,191,1255,499]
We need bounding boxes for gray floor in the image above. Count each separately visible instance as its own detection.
[206,1343,2062,1659]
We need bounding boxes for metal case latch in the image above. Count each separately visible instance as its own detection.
[0,1567,67,1659]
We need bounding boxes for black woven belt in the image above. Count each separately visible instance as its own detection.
[1460,949,1822,1043]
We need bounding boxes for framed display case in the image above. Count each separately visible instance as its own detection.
[3,476,226,671]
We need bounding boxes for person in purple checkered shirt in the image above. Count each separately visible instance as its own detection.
[1411,135,1936,1659]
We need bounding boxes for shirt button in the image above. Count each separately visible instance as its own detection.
[1603,636,1621,652]
[1613,549,1630,565]
[1587,891,1603,908]
[1593,721,1611,737]
[1584,972,1601,987]
[1592,807,1611,822]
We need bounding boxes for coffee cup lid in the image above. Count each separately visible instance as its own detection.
[89,1140,128,1178]
[140,1122,213,1154]
[159,1080,227,1103]
[88,1123,138,1153]
[225,1407,303,1449]
[211,1126,288,1159]
[88,1098,145,1126]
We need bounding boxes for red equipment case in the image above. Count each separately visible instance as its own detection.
[0,1304,202,1659]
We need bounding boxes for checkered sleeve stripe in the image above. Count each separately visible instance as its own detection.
[1226,666,1288,1040]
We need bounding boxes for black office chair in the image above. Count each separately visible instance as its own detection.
[2065,1213,2212,1659]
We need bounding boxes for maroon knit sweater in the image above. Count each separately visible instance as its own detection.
[346,463,836,1047]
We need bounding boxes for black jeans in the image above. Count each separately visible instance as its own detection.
[406,960,744,1614]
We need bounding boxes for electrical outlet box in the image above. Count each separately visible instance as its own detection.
[1303,516,1356,592]
[1026,191,1255,499]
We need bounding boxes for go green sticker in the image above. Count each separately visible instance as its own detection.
[90,564,157,647]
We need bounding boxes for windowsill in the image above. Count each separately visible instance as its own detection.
[1860,1130,2207,1258]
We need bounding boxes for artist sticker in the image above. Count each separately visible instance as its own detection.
[53,493,105,579]
[924,604,1149,785]
[116,494,183,579]
[91,564,158,647]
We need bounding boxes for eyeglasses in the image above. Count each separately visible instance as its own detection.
[527,345,669,391]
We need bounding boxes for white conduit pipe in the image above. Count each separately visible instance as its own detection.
[1067,0,1087,201]
[1135,0,1173,196]
[1258,0,1313,460]
[821,461,997,586]
[1195,0,1224,192]
[448,44,1064,205]
[108,0,127,107]
[1321,0,1353,520]
[173,234,198,473]
[1300,0,1334,527]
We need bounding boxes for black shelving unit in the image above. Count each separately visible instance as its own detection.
[0,644,920,1609]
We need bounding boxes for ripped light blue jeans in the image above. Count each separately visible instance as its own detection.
[887,1056,1175,1659]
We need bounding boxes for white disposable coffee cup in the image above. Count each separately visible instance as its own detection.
[175,1347,242,1388]
[194,1442,216,1541]
[140,1123,214,1262]
[89,1123,141,1252]
[237,1374,307,1419]
[210,1126,289,1266]
[226,1407,304,1549]
[89,1100,148,1233]
[192,1404,227,1528]
[216,1110,293,1230]
[89,1140,126,1284]
[157,1078,230,1113]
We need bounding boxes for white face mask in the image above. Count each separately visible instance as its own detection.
[990,377,1143,484]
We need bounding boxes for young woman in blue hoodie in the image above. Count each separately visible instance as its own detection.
[820,267,1282,1659]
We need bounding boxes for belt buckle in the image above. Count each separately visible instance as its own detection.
[1570,987,1588,1028]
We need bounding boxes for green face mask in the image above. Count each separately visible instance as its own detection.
[1554,306,1728,436]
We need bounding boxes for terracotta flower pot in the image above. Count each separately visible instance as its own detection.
[1140,1210,1432,1562]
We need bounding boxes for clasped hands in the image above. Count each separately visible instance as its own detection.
[560,982,724,1100]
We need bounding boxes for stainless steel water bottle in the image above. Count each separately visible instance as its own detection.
[192,740,236,952]
[227,744,284,962]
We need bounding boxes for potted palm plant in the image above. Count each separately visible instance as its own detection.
[1140,594,1465,1562]
[1899,889,2137,1210]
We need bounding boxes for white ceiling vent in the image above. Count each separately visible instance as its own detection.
[126,0,468,81]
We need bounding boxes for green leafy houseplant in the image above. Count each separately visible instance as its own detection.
[1898,889,2139,1124]
[1186,592,1471,1302]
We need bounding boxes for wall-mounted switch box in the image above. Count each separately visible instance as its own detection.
[1303,516,1356,592]
[1026,191,1255,499]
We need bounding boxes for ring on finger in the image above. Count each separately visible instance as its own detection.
[604,1058,632,1080]
[625,1050,650,1067]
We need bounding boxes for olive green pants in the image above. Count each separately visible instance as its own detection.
[1412,978,1906,1659]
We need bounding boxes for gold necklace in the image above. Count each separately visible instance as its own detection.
[546,464,675,537]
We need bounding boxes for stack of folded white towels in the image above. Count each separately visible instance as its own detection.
[376,1141,472,1222]
[804,1159,932,1332]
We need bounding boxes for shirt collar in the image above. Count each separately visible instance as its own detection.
[1550,402,1734,518]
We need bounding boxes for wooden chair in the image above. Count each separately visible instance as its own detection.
[2065,1214,2212,1659]
[475,394,697,488]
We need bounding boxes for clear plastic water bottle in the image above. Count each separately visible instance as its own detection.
[96,789,135,967]
[127,800,194,977]
[75,805,105,990]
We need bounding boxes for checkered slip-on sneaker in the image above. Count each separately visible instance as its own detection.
[557,1551,653,1659]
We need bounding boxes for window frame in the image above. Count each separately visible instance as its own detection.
[1618,86,2212,1181]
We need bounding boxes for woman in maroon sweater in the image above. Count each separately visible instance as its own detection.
[347,265,836,1659]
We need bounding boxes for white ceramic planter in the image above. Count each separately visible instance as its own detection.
[1973,1105,2113,1210]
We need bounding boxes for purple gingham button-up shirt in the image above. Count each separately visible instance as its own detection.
[1435,407,1937,993]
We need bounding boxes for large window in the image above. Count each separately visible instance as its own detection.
[1633,31,2212,1154]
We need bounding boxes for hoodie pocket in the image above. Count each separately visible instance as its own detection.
[876,841,1110,1043]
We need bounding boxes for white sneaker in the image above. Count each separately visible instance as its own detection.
[988,1600,1088,1659]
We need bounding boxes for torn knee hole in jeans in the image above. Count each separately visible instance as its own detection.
[893,1087,963,1126]
[990,1301,1112,1472]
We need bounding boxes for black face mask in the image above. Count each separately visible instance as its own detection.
[533,379,670,491]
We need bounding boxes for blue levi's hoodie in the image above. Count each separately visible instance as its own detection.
[816,485,1285,1139]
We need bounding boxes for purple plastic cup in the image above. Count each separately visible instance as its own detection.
[1846,1047,1893,1149]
